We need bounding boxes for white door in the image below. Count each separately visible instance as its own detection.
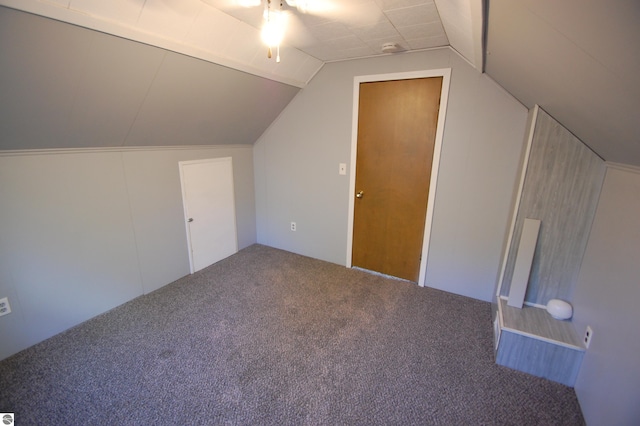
[179,157,238,273]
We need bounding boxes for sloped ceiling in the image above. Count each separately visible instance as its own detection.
[0,0,483,152]
[486,0,640,166]
[0,0,324,88]
[1,0,638,168]
[0,7,300,150]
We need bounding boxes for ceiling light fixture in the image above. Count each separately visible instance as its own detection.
[236,0,326,63]
[261,0,286,62]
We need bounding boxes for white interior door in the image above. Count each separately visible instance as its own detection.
[179,157,238,273]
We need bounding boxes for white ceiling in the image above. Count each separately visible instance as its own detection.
[0,0,483,86]
[203,0,454,61]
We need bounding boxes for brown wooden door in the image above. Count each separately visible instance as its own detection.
[352,77,442,282]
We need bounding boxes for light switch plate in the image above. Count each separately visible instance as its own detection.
[339,163,347,175]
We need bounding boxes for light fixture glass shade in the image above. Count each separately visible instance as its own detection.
[261,10,286,47]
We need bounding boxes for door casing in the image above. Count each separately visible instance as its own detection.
[346,69,451,287]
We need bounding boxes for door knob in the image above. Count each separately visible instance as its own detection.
[356,191,364,198]
[188,218,194,222]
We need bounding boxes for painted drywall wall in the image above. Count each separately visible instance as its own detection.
[254,48,528,301]
[572,165,640,425]
[0,151,141,359]
[0,146,256,360]
[122,147,256,293]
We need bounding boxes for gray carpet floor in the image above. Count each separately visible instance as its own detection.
[0,244,584,425]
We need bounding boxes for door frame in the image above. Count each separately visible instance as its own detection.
[345,69,451,286]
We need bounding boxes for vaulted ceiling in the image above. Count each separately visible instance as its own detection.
[1,0,639,166]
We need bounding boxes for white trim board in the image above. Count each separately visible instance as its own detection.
[606,161,640,174]
[499,295,546,310]
[495,105,539,298]
[345,69,452,287]
[0,145,253,157]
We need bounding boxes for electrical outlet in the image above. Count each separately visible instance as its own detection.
[584,326,593,348]
[0,297,11,317]
[290,222,297,232]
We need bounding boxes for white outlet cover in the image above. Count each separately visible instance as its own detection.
[0,297,11,317]
[584,326,593,348]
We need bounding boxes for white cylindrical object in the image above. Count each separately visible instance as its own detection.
[546,299,573,320]
[381,42,400,53]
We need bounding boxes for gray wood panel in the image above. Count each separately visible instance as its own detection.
[500,107,605,305]
[500,299,584,348]
[496,330,584,387]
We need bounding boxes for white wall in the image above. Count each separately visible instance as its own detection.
[254,48,528,301]
[0,146,256,360]
[572,165,640,425]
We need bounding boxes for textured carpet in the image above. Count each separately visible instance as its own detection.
[0,244,584,425]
